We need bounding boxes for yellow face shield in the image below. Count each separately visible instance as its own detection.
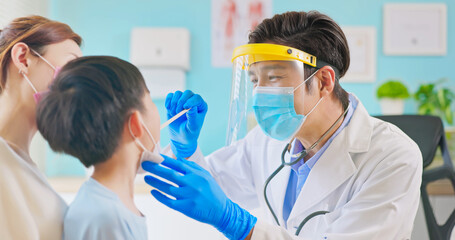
[226,43,336,145]
[231,43,317,70]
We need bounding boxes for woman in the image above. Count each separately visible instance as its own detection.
[0,16,82,239]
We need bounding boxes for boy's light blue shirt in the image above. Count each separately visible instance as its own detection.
[63,178,147,240]
[282,94,359,223]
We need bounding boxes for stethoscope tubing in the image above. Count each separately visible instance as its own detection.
[263,105,350,236]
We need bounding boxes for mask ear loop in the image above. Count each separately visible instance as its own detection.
[284,96,324,154]
[139,118,158,148]
[30,49,56,70]
[291,68,324,116]
[19,70,38,93]
[20,48,57,94]
[306,97,324,116]
[128,116,147,152]
[294,69,319,92]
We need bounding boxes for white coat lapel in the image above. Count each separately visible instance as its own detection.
[288,97,373,221]
[288,131,356,220]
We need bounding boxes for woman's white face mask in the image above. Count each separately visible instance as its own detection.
[128,116,164,174]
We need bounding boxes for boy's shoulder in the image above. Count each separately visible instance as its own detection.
[65,179,123,225]
[63,179,130,240]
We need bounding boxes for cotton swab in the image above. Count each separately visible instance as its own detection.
[160,109,190,130]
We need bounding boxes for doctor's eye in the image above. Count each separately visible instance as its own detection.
[268,75,283,81]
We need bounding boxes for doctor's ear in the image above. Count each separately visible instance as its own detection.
[316,66,336,97]
[11,43,32,75]
[127,111,144,140]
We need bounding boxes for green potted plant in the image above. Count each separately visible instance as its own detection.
[377,80,410,115]
[415,79,455,164]
[414,79,454,125]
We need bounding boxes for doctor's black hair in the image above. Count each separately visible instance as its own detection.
[248,11,350,110]
[36,56,148,167]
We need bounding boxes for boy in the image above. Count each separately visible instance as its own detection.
[37,56,162,239]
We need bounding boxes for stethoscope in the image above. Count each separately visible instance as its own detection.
[263,105,350,236]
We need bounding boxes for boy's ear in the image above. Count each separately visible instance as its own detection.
[127,111,144,140]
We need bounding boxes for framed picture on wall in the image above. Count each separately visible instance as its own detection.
[341,26,377,83]
[383,3,447,56]
[211,0,273,67]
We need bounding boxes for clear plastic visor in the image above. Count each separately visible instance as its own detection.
[226,55,306,145]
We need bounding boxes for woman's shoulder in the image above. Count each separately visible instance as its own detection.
[0,137,16,160]
[0,137,30,170]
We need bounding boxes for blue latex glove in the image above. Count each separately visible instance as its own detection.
[142,156,257,240]
[165,90,208,158]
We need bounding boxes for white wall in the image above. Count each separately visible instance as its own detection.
[0,0,48,28]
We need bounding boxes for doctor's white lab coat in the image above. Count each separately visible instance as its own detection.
[190,95,422,240]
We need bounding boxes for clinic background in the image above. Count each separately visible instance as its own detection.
[9,0,455,176]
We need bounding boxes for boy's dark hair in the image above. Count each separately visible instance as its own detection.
[248,11,350,110]
[36,56,148,167]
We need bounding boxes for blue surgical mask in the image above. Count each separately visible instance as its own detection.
[252,71,323,141]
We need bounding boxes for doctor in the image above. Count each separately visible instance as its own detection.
[142,11,422,239]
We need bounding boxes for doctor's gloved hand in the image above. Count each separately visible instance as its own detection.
[142,156,257,240]
[165,90,208,158]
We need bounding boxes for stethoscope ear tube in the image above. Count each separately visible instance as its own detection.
[263,163,285,226]
[263,106,349,235]
[263,143,302,226]
[263,143,311,228]
[294,210,329,236]
[263,158,329,236]
[264,149,329,236]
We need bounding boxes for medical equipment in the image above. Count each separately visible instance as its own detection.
[160,108,190,130]
[252,80,322,141]
[128,116,163,166]
[165,90,208,158]
[227,43,340,146]
[264,105,349,236]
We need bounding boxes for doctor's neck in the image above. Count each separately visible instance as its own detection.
[0,79,38,156]
[91,141,142,216]
[295,95,345,161]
